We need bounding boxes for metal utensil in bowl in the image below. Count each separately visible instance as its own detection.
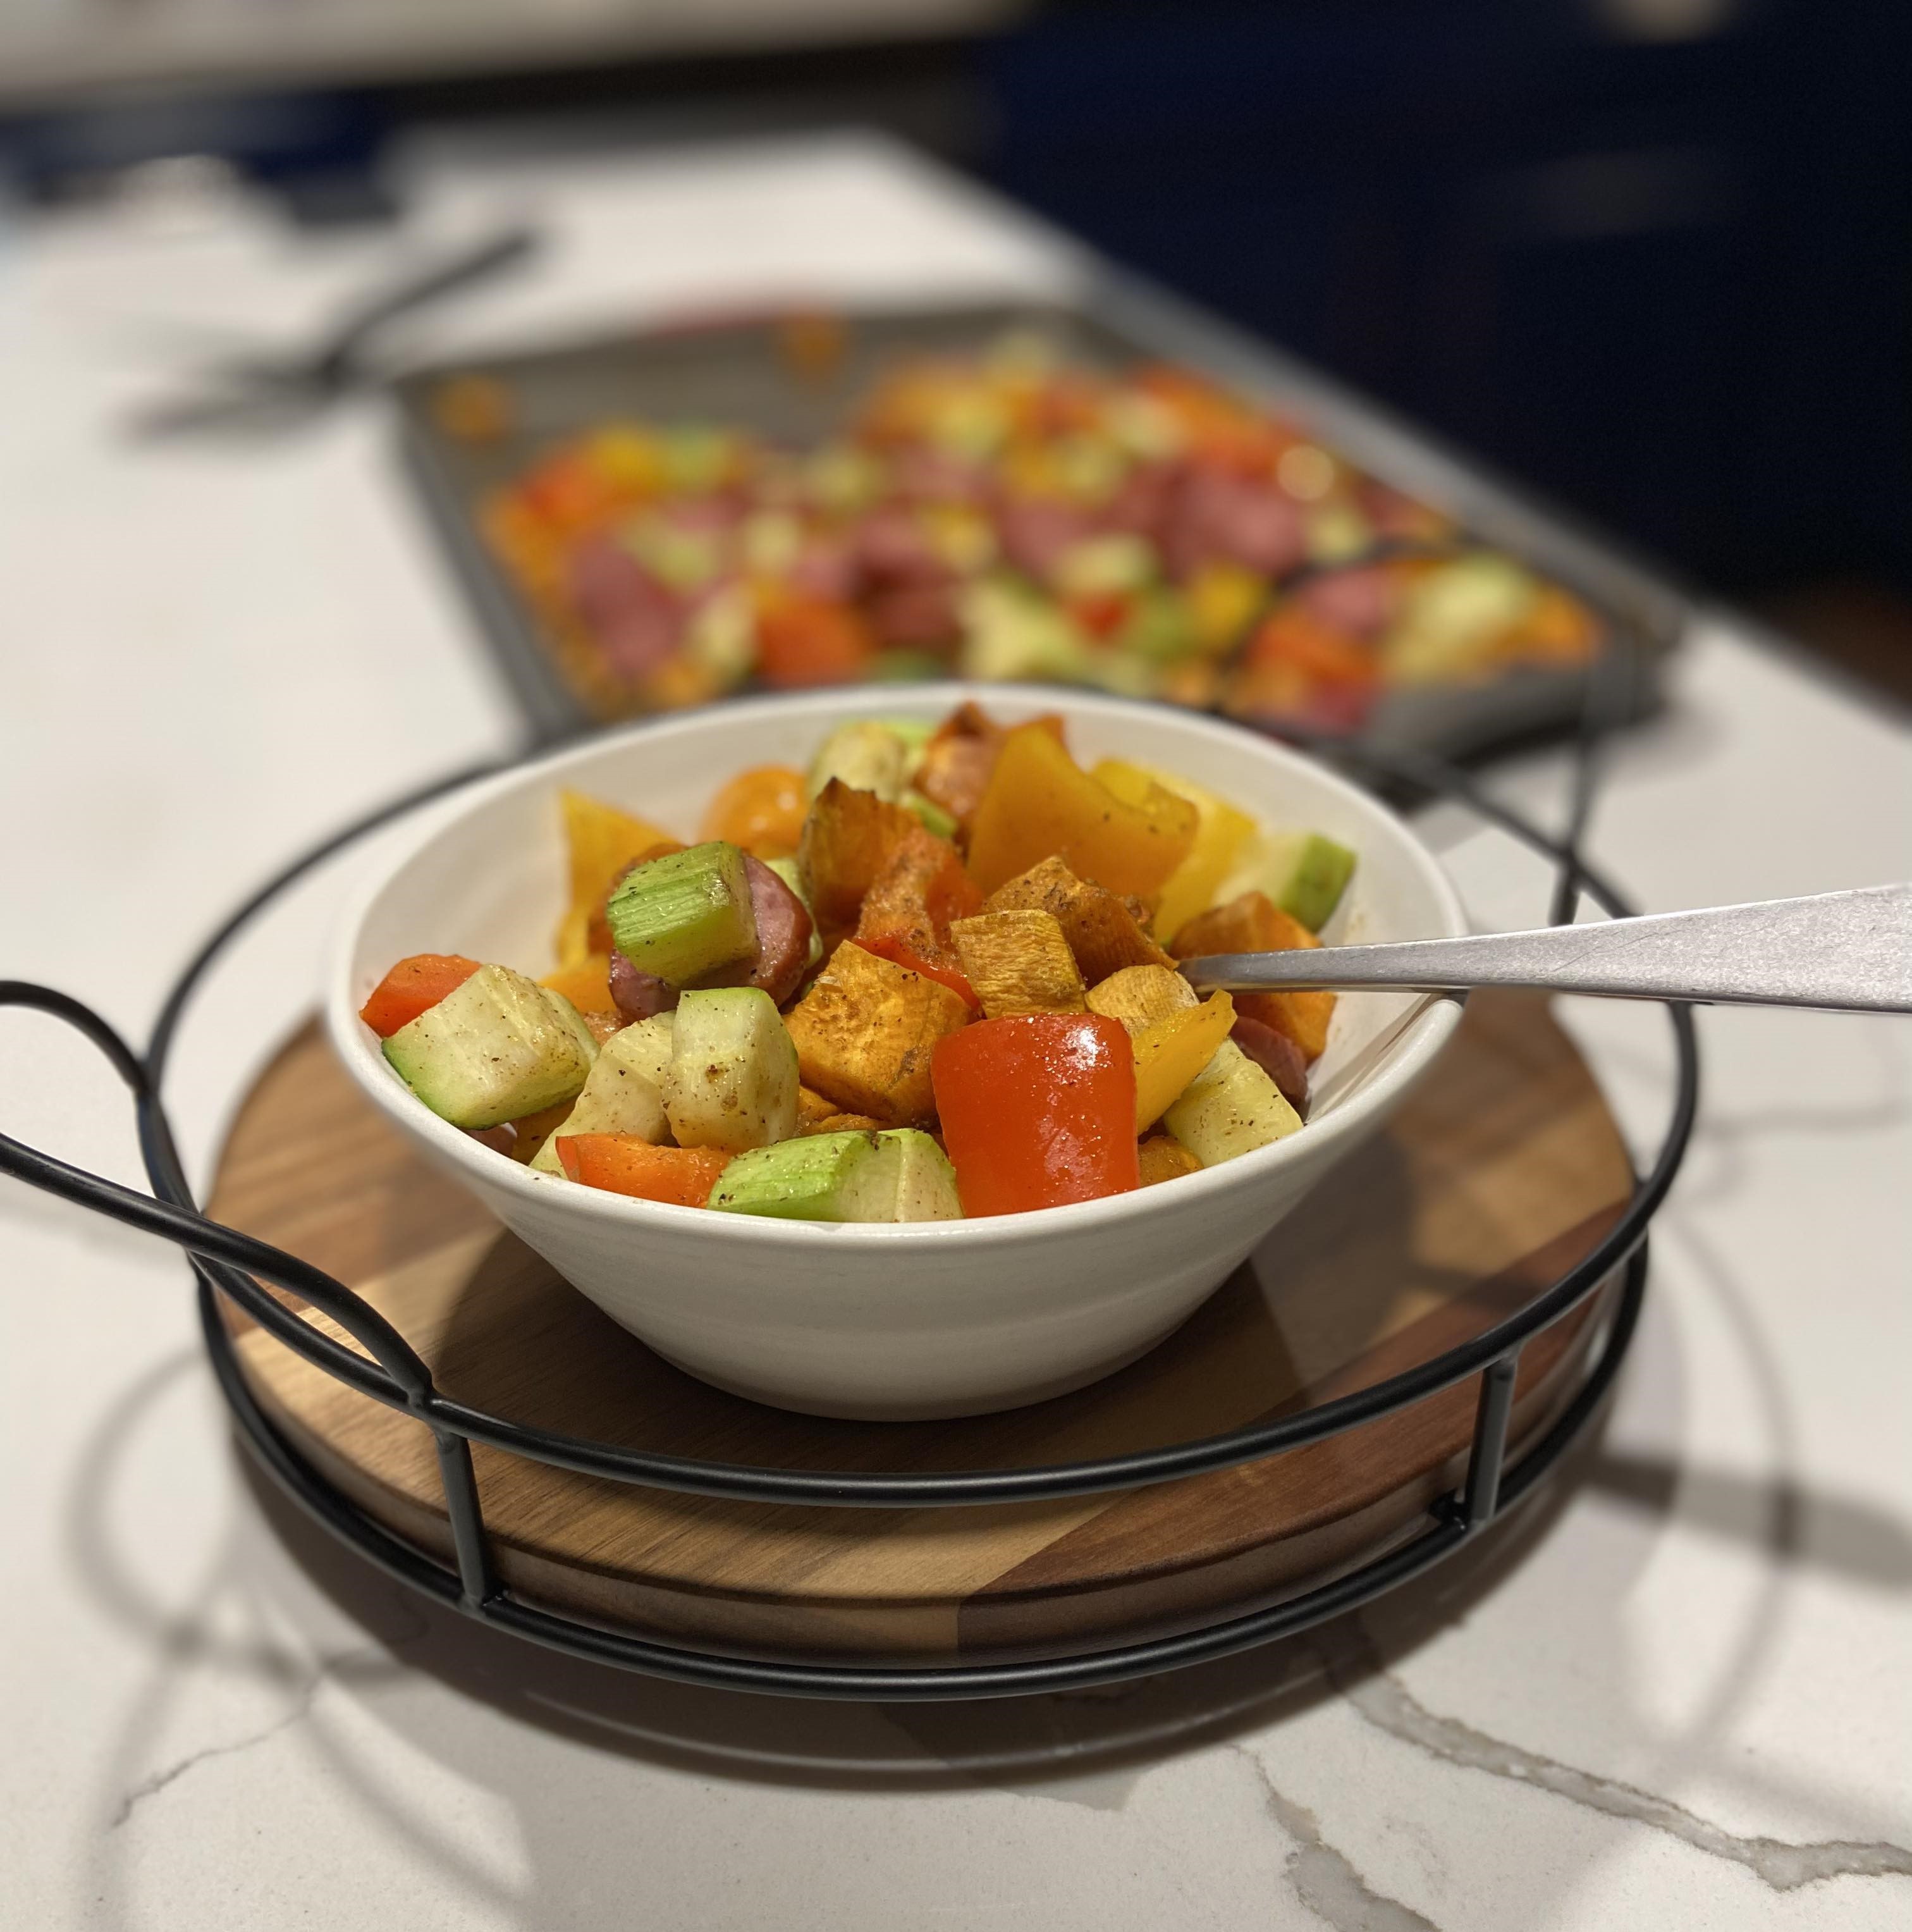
[1181,884,1912,1015]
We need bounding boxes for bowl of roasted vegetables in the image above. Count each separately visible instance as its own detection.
[329,687,1464,1417]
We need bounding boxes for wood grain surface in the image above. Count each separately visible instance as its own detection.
[208,990,1634,1665]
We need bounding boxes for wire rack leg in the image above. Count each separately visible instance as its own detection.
[1461,1353,1521,1530]
[434,1433,497,1607]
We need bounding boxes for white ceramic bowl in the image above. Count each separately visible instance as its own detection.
[328,686,1465,1419]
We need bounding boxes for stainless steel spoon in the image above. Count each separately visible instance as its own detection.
[1179,883,1912,1015]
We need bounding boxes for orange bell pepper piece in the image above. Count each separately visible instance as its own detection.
[966,724,1197,901]
[699,764,809,858]
[554,1136,730,1207]
[1245,606,1380,686]
[539,955,619,1019]
[931,1013,1140,1215]
[754,593,875,687]
[358,954,482,1038]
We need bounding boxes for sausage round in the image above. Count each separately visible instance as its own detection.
[1230,1014,1310,1116]
[694,853,815,1006]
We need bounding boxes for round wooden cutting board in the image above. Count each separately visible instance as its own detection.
[208,990,1634,1668]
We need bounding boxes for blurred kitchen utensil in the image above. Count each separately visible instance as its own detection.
[1181,885,1912,1014]
[126,225,538,439]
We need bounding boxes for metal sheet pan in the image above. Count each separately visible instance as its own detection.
[391,284,1689,756]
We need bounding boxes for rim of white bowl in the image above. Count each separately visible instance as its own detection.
[326,685,1468,1250]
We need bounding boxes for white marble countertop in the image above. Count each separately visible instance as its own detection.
[3,133,1909,1932]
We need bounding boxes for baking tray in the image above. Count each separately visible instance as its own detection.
[390,280,1690,756]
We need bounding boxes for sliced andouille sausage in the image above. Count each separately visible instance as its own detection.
[608,951,679,1021]
[695,853,815,1006]
[1230,1014,1310,1117]
[740,852,814,1004]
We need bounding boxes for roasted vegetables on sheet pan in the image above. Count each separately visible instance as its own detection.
[361,705,1352,1219]
[477,336,1605,732]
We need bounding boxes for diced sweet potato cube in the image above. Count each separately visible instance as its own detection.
[949,910,1088,1019]
[1086,963,1199,1035]
[799,778,928,932]
[799,1111,885,1136]
[855,824,980,971]
[507,1099,577,1166]
[1169,890,1317,961]
[1137,1134,1204,1186]
[797,1085,841,1127]
[984,855,1174,984]
[1170,890,1336,1062]
[782,940,971,1125]
[966,724,1197,901]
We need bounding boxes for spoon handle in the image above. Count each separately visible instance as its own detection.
[1180,884,1912,1014]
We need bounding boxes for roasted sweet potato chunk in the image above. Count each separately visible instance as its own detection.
[782,940,972,1124]
[1086,963,1199,1035]
[984,855,1174,984]
[949,909,1088,1019]
[798,778,927,932]
[797,1084,841,1127]
[1137,1134,1204,1186]
[1170,890,1336,1062]
[855,824,981,971]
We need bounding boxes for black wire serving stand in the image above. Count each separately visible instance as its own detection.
[0,710,1697,1702]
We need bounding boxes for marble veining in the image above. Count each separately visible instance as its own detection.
[1235,1747,1443,1932]
[1332,1652,1912,1895]
[110,1674,326,1830]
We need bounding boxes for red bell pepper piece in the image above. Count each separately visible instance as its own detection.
[931,1014,1140,1215]
[854,931,981,1009]
[555,1135,731,1207]
[358,954,483,1038]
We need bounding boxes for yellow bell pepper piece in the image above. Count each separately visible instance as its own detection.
[555,788,678,966]
[1093,759,1257,948]
[1184,563,1265,655]
[967,725,1196,901]
[1132,991,1236,1133]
